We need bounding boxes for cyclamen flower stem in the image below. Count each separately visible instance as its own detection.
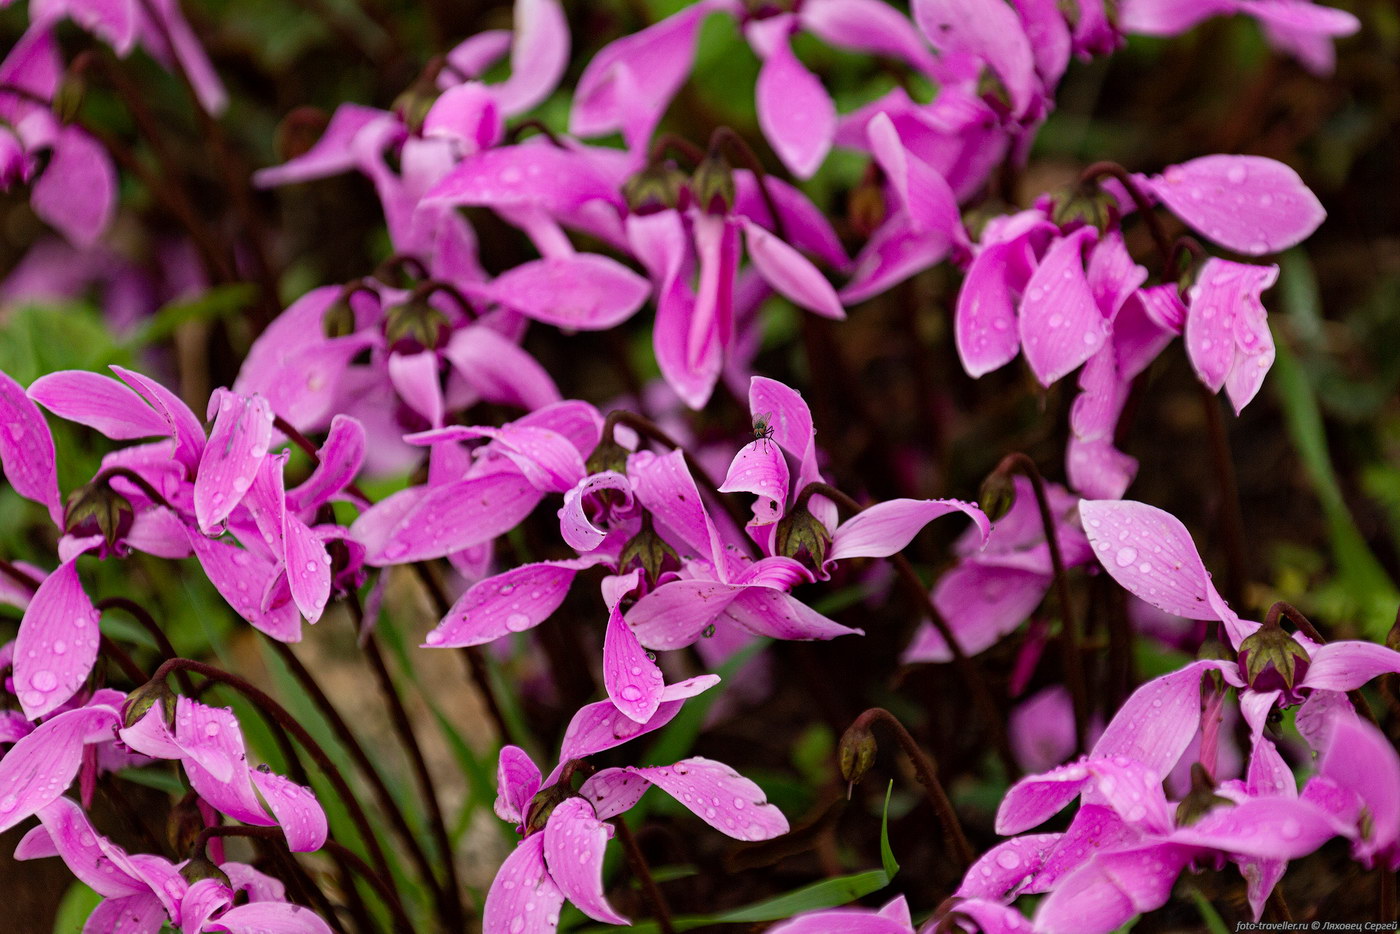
[613,815,677,934]
[647,133,706,168]
[193,825,345,932]
[148,658,400,900]
[602,409,760,553]
[347,594,469,927]
[793,482,1020,778]
[849,707,975,871]
[1079,161,1178,280]
[98,633,149,684]
[1199,387,1249,610]
[995,453,1089,751]
[506,118,565,147]
[264,636,446,910]
[372,254,429,285]
[710,126,788,239]
[96,597,195,693]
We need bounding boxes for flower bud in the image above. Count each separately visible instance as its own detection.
[524,783,573,837]
[168,793,207,856]
[1174,763,1232,827]
[52,75,85,124]
[180,855,232,889]
[64,481,135,552]
[383,297,450,353]
[977,469,1017,524]
[1386,611,1400,655]
[691,152,735,215]
[1051,183,1118,232]
[1237,614,1311,700]
[122,678,177,731]
[619,518,681,588]
[322,296,359,338]
[585,434,630,476]
[623,162,689,216]
[775,502,833,568]
[838,720,878,786]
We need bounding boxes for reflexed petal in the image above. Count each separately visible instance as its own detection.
[442,326,562,412]
[724,588,862,642]
[482,834,566,934]
[206,901,335,934]
[720,439,790,527]
[250,768,328,852]
[31,127,115,247]
[0,705,119,833]
[29,370,171,440]
[83,895,166,934]
[956,241,1025,377]
[30,797,145,897]
[742,220,845,320]
[188,531,303,642]
[1034,845,1190,934]
[387,350,443,428]
[0,368,61,523]
[195,391,274,534]
[495,746,542,824]
[1146,155,1325,255]
[828,498,989,562]
[912,0,1038,113]
[751,19,834,179]
[488,254,650,330]
[603,602,664,724]
[559,472,633,552]
[492,0,570,115]
[425,558,600,647]
[254,104,393,187]
[627,757,788,840]
[14,558,99,719]
[542,798,627,925]
[1079,499,1224,621]
[1304,641,1400,692]
[627,579,741,650]
[956,834,1060,900]
[352,472,540,565]
[579,767,651,821]
[285,415,366,514]
[1090,659,1220,779]
[1318,715,1400,855]
[110,366,205,469]
[1018,227,1107,387]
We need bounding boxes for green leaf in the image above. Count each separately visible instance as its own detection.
[716,869,893,922]
[880,780,899,879]
[1188,888,1231,934]
[51,881,103,934]
[126,284,257,348]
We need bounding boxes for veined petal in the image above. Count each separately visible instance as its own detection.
[110,366,205,469]
[1146,155,1325,255]
[188,531,302,642]
[205,901,335,934]
[627,579,741,650]
[285,415,366,515]
[1079,499,1225,621]
[491,0,569,115]
[629,449,725,567]
[828,498,989,562]
[603,601,664,724]
[750,17,834,179]
[559,472,634,552]
[542,798,627,925]
[956,241,1024,377]
[723,588,862,642]
[1090,659,1221,779]
[1304,641,1400,692]
[0,368,61,523]
[352,472,540,565]
[14,558,99,719]
[626,757,788,841]
[720,439,790,527]
[557,693,701,766]
[912,0,1038,114]
[0,705,119,833]
[177,703,273,828]
[742,220,845,320]
[579,767,652,821]
[488,254,650,330]
[250,768,328,852]
[1019,227,1107,387]
[195,390,274,534]
[29,370,171,440]
[495,745,542,824]
[442,326,562,413]
[425,558,601,647]
[28,797,145,897]
[483,834,565,934]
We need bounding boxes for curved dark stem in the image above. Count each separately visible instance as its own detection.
[850,707,974,871]
[995,453,1088,751]
[271,415,372,504]
[647,132,706,169]
[196,825,345,931]
[0,558,42,591]
[373,254,430,285]
[506,119,564,147]
[412,280,478,321]
[410,561,519,747]
[709,126,789,242]
[614,816,676,934]
[1172,235,1208,277]
[601,410,760,557]
[793,482,1020,778]
[149,659,400,905]
[1198,386,1249,610]
[347,594,468,926]
[91,466,176,513]
[1080,161,1177,280]
[264,636,444,911]
[96,597,193,694]
[99,634,149,684]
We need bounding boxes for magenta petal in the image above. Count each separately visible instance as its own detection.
[250,768,328,852]
[110,366,205,469]
[195,391,274,533]
[742,220,845,320]
[14,558,99,719]
[206,901,334,934]
[557,696,693,765]
[83,895,166,934]
[181,877,234,934]
[542,798,628,925]
[32,797,146,897]
[442,326,562,412]
[720,439,791,527]
[1090,659,1219,779]
[352,472,540,565]
[768,908,913,933]
[725,588,862,642]
[1019,228,1107,387]
[603,603,664,724]
[909,563,1048,662]
[866,112,962,238]
[956,241,1024,378]
[629,449,725,565]
[912,0,1038,113]
[283,515,331,623]
[0,368,61,523]
[996,761,1094,834]
[31,126,115,247]
[492,0,569,115]
[800,0,939,73]
[254,104,392,187]
[1034,845,1189,934]
[1319,715,1400,857]
[488,254,650,330]
[627,580,741,650]
[426,558,601,648]
[1173,796,1342,859]
[387,350,444,428]
[579,767,652,821]
[0,705,119,833]
[188,531,302,642]
[495,745,542,824]
[1305,641,1400,693]
[956,834,1060,900]
[751,22,834,179]
[285,415,366,514]
[177,704,273,828]
[1147,155,1325,255]
[627,757,788,841]
[828,498,990,562]
[559,472,633,551]
[1079,499,1223,620]
[483,834,566,934]
[29,370,171,440]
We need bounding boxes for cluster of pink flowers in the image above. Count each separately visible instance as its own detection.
[0,0,1382,931]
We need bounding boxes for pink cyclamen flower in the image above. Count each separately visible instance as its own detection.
[1119,0,1359,75]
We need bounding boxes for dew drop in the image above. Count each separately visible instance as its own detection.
[30,670,57,692]
[1115,546,1138,568]
[505,613,532,632]
[620,685,642,702]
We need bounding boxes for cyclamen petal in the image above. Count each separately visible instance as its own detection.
[27,797,146,897]
[14,558,100,719]
[110,366,206,469]
[751,19,835,179]
[559,472,634,552]
[603,602,665,724]
[1079,499,1224,620]
[627,580,742,650]
[1019,227,1107,387]
[0,368,61,523]
[250,768,329,852]
[720,439,791,527]
[31,126,116,247]
[1090,659,1222,779]
[956,834,1060,900]
[742,220,845,320]
[495,745,542,824]
[542,798,628,925]
[626,757,788,841]
[285,415,366,515]
[386,350,444,428]
[1146,155,1325,255]
[29,370,171,440]
[579,768,652,821]
[866,112,962,238]
[556,682,718,766]
[725,588,863,643]
[188,531,303,642]
[205,901,336,934]
[912,0,1038,114]
[488,254,650,330]
[1304,641,1400,694]
[83,895,166,934]
[1034,845,1191,934]
[442,326,563,413]
[425,558,602,647]
[182,878,234,934]
[956,241,1025,377]
[490,0,570,116]
[1172,796,1342,859]
[353,471,540,565]
[0,705,119,834]
[195,391,274,534]
[828,498,990,563]
[1319,716,1400,861]
[483,834,566,934]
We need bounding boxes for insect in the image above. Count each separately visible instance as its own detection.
[752,411,775,452]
